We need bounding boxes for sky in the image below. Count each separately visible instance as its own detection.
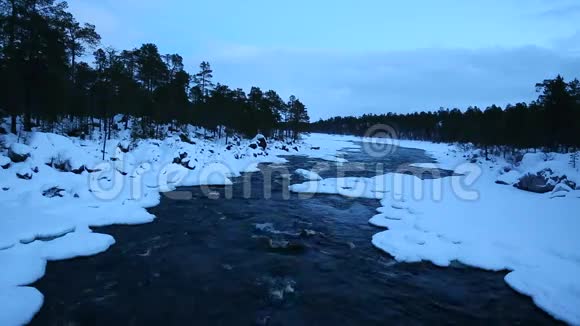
[68,0,580,120]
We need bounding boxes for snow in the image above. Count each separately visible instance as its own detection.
[295,169,322,181]
[0,155,10,167]
[0,119,333,325]
[0,287,43,326]
[9,143,31,156]
[496,169,521,185]
[2,123,579,325]
[289,134,580,325]
[408,162,438,169]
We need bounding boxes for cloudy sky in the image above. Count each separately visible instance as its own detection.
[68,0,580,120]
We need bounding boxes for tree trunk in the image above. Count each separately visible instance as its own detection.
[10,114,17,134]
[24,86,32,131]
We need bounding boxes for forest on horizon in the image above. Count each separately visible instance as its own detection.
[0,0,310,141]
[1,0,578,154]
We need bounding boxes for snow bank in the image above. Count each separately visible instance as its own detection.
[290,134,580,325]
[295,169,322,181]
[1,123,347,325]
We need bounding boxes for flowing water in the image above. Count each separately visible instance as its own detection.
[31,145,559,325]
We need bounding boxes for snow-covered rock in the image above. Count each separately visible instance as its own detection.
[0,155,10,169]
[495,169,520,185]
[295,169,322,181]
[28,132,98,171]
[514,169,558,193]
[16,169,33,180]
[8,143,31,163]
[252,134,267,150]
[552,182,573,194]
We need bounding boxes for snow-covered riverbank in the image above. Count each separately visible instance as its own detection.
[2,128,579,325]
[291,133,580,325]
[0,119,352,325]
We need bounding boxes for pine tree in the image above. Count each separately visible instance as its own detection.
[193,61,214,99]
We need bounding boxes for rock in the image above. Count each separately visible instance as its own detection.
[16,171,32,180]
[47,157,71,172]
[71,165,86,174]
[300,229,317,237]
[267,238,306,253]
[269,239,289,249]
[0,156,10,169]
[47,156,85,174]
[207,191,220,200]
[117,141,130,153]
[552,183,573,193]
[514,169,558,194]
[172,152,188,164]
[8,143,31,163]
[249,143,258,150]
[66,128,84,138]
[42,186,65,198]
[562,179,577,190]
[310,147,320,150]
[181,159,195,170]
[257,136,267,150]
[179,133,196,144]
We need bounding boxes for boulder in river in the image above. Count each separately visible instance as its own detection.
[255,235,306,254]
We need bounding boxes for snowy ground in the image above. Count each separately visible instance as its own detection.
[0,119,350,325]
[292,133,580,325]
[2,126,579,325]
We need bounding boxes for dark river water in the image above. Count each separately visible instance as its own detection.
[31,145,559,325]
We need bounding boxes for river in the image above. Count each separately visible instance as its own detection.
[31,144,559,325]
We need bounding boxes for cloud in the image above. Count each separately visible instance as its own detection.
[538,4,580,18]
[207,46,580,120]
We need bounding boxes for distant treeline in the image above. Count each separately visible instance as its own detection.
[311,75,580,153]
[0,0,309,140]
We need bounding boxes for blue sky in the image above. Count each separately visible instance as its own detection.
[68,0,580,120]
